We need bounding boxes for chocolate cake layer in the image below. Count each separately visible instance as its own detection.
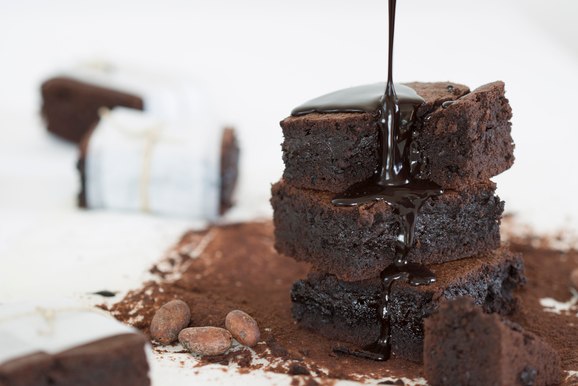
[0,334,150,386]
[77,126,239,215]
[424,298,562,386]
[281,81,513,192]
[41,77,144,143]
[272,179,503,281]
[291,247,526,363]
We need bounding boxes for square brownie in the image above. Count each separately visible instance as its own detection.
[0,334,150,386]
[272,179,503,281]
[291,247,526,363]
[281,81,513,192]
[0,302,150,386]
[41,77,144,143]
[424,297,562,386]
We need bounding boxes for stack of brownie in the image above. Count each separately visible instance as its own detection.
[271,81,527,362]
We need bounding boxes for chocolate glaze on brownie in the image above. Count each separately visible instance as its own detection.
[424,297,562,386]
[272,179,503,281]
[41,77,144,143]
[291,246,525,363]
[0,334,150,386]
[282,81,513,192]
[77,126,240,215]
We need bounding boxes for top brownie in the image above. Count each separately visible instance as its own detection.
[41,77,144,143]
[281,81,514,192]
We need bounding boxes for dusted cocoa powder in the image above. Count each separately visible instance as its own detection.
[105,221,578,385]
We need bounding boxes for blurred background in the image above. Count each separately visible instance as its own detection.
[1,0,577,300]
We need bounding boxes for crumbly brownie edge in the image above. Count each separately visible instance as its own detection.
[291,248,526,363]
[272,179,503,281]
[423,298,561,386]
[280,81,513,192]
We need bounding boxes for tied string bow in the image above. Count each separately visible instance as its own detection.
[98,108,178,213]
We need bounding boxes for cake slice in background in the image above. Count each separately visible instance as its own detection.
[40,61,215,144]
[77,108,239,219]
[0,301,151,386]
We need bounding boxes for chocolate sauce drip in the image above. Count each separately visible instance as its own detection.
[291,83,423,117]
[309,0,442,361]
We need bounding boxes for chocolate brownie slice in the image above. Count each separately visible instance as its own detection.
[0,334,150,386]
[424,297,562,386]
[41,77,144,143]
[282,81,513,192]
[77,126,239,215]
[291,247,525,363]
[219,127,240,214]
[272,179,503,281]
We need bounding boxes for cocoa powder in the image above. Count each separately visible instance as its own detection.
[105,221,578,384]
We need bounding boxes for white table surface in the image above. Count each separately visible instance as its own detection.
[1,0,577,384]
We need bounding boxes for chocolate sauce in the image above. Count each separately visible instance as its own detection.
[296,0,443,361]
[291,83,423,117]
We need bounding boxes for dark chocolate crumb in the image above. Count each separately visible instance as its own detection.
[267,336,289,358]
[378,380,404,385]
[298,349,310,357]
[519,366,538,386]
[92,290,117,297]
[198,348,253,368]
[288,363,311,376]
[291,379,321,386]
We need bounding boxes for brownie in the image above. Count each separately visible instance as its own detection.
[41,77,144,143]
[77,125,239,215]
[291,247,525,363]
[219,127,240,214]
[272,179,503,281]
[281,81,513,192]
[424,298,562,386]
[0,334,150,386]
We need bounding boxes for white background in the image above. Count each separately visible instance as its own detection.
[0,0,577,384]
[1,0,578,232]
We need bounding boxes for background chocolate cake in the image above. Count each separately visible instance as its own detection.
[41,76,145,143]
[78,123,240,216]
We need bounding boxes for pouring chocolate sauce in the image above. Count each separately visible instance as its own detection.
[293,0,442,361]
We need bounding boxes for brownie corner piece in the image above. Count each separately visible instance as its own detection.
[414,81,514,188]
[424,297,561,386]
[280,111,378,193]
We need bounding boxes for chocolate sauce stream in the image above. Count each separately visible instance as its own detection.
[330,0,442,361]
